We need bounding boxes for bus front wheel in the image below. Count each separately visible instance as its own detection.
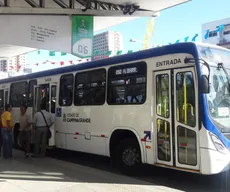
[114,138,142,176]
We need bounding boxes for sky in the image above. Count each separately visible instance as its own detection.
[27,0,230,72]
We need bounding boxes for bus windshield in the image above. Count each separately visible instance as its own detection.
[198,45,230,134]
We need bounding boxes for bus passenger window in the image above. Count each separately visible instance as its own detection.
[28,79,37,107]
[107,62,147,105]
[59,74,74,106]
[176,72,196,127]
[74,69,106,106]
[0,90,4,108]
[10,81,28,107]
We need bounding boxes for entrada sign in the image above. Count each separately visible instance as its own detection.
[156,58,182,67]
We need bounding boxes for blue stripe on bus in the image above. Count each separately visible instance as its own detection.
[202,94,230,149]
[0,42,198,84]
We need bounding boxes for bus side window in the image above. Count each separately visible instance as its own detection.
[28,79,37,107]
[0,90,4,108]
[74,69,106,106]
[10,81,28,107]
[176,72,196,127]
[59,74,74,106]
[107,62,147,105]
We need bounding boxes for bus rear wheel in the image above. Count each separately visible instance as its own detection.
[114,138,142,176]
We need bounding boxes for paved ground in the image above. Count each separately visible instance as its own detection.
[0,149,229,192]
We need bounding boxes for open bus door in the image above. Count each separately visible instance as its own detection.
[4,89,8,107]
[49,83,57,146]
[0,88,9,109]
[33,83,56,147]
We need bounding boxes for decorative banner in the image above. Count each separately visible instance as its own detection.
[165,33,200,47]
[184,36,189,42]
[116,50,122,55]
[192,33,198,42]
[72,16,94,58]
[61,52,67,56]
[49,51,55,56]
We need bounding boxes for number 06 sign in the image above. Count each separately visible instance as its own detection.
[72,16,94,58]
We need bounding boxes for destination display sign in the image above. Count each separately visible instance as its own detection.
[109,62,147,78]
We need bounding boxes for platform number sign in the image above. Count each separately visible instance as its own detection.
[72,16,94,58]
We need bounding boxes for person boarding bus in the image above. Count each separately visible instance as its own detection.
[33,102,54,157]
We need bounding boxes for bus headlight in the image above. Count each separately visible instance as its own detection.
[209,132,228,154]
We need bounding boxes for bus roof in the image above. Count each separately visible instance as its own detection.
[196,42,230,51]
[0,42,199,84]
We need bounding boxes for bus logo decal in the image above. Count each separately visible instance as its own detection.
[56,108,62,117]
[144,131,151,140]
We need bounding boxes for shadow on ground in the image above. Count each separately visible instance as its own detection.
[0,149,229,192]
[47,148,230,192]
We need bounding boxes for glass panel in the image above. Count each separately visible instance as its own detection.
[107,62,146,105]
[28,80,37,107]
[39,84,49,112]
[0,90,4,108]
[59,74,74,106]
[156,74,169,118]
[75,69,106,106]
[176,72,196,127]
[34,87,42,113]
[51,85,56,113]
[177,126,197,165]
[10,81,28,107]
[157,119,171,161]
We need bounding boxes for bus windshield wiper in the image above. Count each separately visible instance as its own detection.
[218,62,230,92]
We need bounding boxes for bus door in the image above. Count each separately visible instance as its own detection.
[33,83,56,146]
[154,68,199,171]
[49,83,57,146]
[0,89,4,110]
[0,89,9,110]
[4,89,8,107]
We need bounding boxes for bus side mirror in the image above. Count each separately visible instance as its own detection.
[201,75,210,94]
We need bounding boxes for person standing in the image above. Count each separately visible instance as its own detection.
[19,104,33,158]
[1,104,14,159]
[33,103,54,157]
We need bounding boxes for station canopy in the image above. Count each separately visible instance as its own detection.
[0,0,190,59]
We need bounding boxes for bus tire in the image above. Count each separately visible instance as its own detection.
[114,138,142,176]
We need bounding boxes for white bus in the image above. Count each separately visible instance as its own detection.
[0,42,230,175]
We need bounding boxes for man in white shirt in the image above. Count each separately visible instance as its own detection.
[33,103,54,157]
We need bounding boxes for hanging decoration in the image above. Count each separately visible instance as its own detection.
[184,36,189,42]
[159,33,200,47]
